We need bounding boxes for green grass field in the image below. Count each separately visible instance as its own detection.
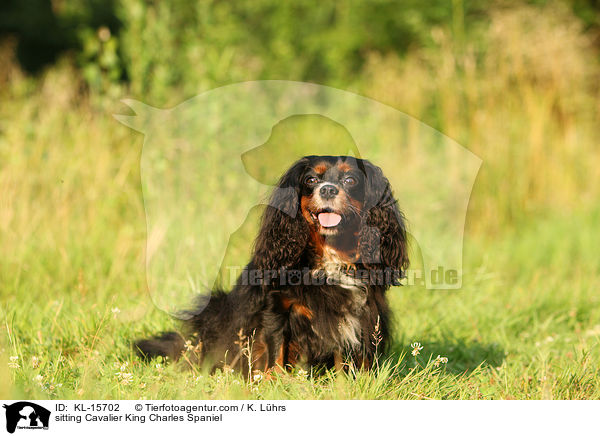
[3,201,599,399]
[1,3,600,400]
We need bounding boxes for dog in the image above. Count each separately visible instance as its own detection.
[136,155,409,374]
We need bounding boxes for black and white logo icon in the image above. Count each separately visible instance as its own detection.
[3,402,50,433]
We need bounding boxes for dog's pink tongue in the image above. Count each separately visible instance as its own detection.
[318,213,342,227]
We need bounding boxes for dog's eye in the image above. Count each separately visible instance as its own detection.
[343,176,357,186]
[305,176,318,185]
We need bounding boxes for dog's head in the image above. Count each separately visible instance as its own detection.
[253,156,409,277]
[299,156,367,238]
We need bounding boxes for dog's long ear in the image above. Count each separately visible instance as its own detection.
[358,160,409,277]
[252,158,310,272]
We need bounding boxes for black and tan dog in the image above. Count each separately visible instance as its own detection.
[136,155,408,374]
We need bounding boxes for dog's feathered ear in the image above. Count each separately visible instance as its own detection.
[358,160,409,277]
[252,158,310,272]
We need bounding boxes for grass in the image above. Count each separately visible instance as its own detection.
[3,207,600,399]
[1,4,600,399]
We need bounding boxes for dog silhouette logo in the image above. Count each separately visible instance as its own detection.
[115,81,482,315]
[3,402,50,433]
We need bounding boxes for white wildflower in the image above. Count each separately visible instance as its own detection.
[411,342,423,357]
[433,355,449,367]
[116,372,133,385]
[296,369,308,379]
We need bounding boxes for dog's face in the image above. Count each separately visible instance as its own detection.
[253,155,408,275]
[299,156,365,238]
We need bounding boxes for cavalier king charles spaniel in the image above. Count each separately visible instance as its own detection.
[136,155,408,374]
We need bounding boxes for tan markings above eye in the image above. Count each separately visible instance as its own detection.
[314,164,328,174]
[338,162,352,172]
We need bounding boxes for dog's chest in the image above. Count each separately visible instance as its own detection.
[285,264,369,353]
[328,281,368,350]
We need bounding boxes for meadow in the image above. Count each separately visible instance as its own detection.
[1,3,599,399]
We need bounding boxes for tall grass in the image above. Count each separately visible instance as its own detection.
[363,3,600,233]
[1,4,599,399]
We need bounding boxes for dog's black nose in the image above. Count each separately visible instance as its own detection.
[319,184,339,199]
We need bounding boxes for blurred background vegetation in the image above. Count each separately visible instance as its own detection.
[1,0,599,232]
[1,0,600,398]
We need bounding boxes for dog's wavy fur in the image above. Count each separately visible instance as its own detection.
[136,155,408,374]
